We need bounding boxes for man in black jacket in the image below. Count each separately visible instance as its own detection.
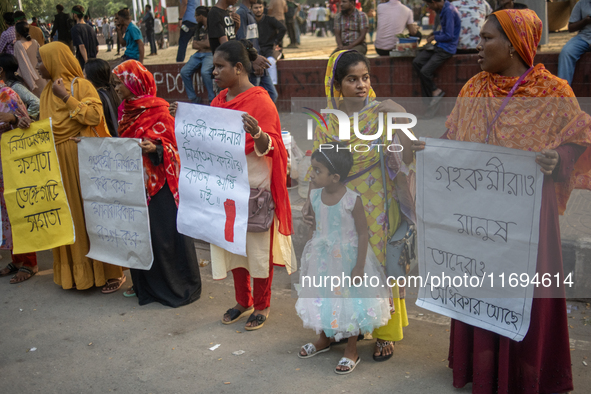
[253,0,286,87]
[50,4,73,50]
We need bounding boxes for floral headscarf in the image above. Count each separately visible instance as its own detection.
[493,9,542,68]
[113,60,180,205]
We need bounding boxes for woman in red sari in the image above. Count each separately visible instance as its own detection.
[112,60,201,308]
[415,9,591,393]
[171,39,295,330]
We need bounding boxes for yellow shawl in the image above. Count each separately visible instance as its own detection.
[39,42,109,143]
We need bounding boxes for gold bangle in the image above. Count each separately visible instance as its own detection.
[62,94,70,103]
[252,126,263,140]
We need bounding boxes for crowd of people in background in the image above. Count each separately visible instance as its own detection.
[0,1,588,113]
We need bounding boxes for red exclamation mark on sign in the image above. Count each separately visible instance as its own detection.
[224,199,236,243]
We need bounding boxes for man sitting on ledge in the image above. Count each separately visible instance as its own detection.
[333,0,368,55]
[412,0,460,105]
[557,0,591,86]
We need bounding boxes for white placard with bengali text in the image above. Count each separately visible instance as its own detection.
[78,138,153,270]
[175,103,249,256]
[415,138,544,342]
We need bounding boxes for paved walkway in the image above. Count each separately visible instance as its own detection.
[2,248,591,393]
[97,29,576,65]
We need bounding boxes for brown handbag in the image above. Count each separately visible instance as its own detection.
[247,188,275,233]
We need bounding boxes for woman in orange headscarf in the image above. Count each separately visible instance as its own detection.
[414,9,591,393]
[37,41,125,292]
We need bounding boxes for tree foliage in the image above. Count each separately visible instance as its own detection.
[7,0,133,22]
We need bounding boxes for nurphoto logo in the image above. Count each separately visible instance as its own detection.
[304,108,418,153]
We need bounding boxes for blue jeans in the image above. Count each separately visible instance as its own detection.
[176,21,198,62]
[558,35,591,86]
[249,71,278,103]
[181,52,215,102]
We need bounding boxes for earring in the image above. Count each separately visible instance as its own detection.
[510,51,513,58]
[237,71,241,75]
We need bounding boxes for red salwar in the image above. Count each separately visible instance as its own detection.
[232,224,275,311]
[11,252,37,268]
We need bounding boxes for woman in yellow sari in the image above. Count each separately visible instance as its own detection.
[36,42,125,292]
[303,50,415,363]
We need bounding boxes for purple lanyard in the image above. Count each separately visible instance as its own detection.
[485,66,533,144]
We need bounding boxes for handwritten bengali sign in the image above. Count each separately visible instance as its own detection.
[0,119,74,253]
[415,138,544,342]
[77,138,153,270]
[175,103,249,256]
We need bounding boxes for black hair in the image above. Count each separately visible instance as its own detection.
[253,0,264,5]
[72,5,85,19]
[333,51,370,86]
[56,4,64,12]
[117,8,131,19]
[0,54,26,85]
[13,10,26,20]
[146,4,152,10]
[15,22,31,41]
[32,17,38,22]
[85,58,114,89]
[311,143,354,181]
[84,58,121,137]
[3,12,14,25]
[195,6,209,17]
[215,39,258,73]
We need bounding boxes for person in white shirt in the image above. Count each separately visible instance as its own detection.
[307,5,318,33]
[374,0,418,56]
[451,0,492,53]
[316,4,328,37]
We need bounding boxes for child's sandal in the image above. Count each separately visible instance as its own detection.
[335,357,360,374]
[298,343,331,359]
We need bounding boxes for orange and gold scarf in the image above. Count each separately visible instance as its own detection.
[446,9,591,214]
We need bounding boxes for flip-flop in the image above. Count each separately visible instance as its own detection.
[244,313,268,331]
[335,357,361,375]
[101,276,126,294]
[298,342,331,359]
[222,307,254,325]
[123,286,136,298]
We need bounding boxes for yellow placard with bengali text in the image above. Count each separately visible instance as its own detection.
[1,118,75,253]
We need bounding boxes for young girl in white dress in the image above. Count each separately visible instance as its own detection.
[295,144,391,374]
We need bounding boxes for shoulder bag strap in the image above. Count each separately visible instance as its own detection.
[485,66,533,144]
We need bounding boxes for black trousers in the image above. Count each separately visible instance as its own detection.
[412,46,453,97]
[286,19,297,45]
[375,47,390,56]
[146,29,157,54]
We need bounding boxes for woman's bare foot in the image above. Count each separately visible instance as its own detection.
[0,263,21,276]
[10,266,38,284]
[222,303,250,323]
[245,307,270,329]
[373,339,394,361]
[101,276,126,294]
